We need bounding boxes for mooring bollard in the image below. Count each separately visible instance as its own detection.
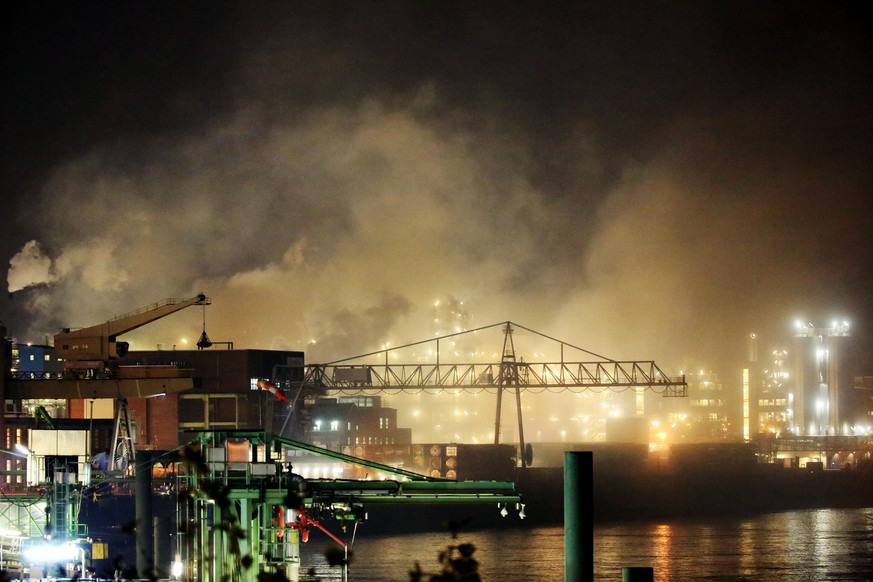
[564,451,593,582]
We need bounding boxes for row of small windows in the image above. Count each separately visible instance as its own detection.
[337,397,375,407]
[11,349,52,361]
[350,437,396,445]
[757,399,788,407]
[314,420,348,431]
[313,418,392,431]
[691,399,723,407]
[759,412,789,422]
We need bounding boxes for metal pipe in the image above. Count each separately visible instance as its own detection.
[135,450,154,578]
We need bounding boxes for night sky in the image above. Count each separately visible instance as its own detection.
[3,2,872,378]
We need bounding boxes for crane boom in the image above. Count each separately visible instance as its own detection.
[54,293,210,363]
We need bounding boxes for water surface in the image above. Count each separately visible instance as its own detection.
[299,507,873,580]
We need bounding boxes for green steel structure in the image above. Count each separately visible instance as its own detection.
[0,490,47,573]
[0,468,88,576]
[178,431,522,582]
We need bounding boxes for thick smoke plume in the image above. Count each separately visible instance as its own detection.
[4,3,872,389]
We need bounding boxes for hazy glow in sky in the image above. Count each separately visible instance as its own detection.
[3,3,871,381]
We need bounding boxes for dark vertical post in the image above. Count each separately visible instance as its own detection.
[135,450,154,577]
[564,451,593,582]
[494,383,503,444]
[154,515,171,578]
[515,385,527,467]
[0,327,9,462]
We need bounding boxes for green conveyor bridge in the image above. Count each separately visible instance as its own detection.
[179,430,522,582]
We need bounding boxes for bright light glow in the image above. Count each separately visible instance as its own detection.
[171,559,183,578]
[24,543,81,563]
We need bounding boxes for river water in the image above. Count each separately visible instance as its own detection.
[298,507,873,581]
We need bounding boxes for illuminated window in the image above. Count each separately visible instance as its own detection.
[330,420,339,431]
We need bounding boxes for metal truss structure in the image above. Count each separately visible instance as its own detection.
[286,322,686,467]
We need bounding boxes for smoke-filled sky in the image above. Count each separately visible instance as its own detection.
[3,2,872,376]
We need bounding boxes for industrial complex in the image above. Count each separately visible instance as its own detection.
[1,295,872,580]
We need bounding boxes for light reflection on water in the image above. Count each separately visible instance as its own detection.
[299,508,873,581]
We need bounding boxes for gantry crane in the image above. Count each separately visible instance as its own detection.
[284,322,687,468]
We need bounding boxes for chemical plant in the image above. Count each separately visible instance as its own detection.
[1,295,872,580]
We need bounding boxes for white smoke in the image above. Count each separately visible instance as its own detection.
[5,4,871,380]
[7,97,572,358]
[7,240,56,293]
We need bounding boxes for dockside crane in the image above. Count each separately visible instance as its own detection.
[54,293,211,375]
[52,294,211,469]
[6,293,211,401]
